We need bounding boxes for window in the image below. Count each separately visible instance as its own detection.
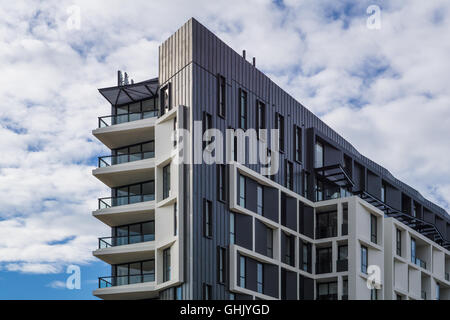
[217,164,226,202]
[436,283,440,300]
[163,248,171,282]
[239,175,246,207]
[204,199,212,238]
[396,228,402,256]
[230,213,235,244]
[218,75,226,117]
[285,160,293,190]
[314,141,324,168]
[316,247,332,274]
[175,286,182,300]
[317,281,337,300]
[239,256,246,288]
[160,84,171,115]
[371,288,378,300]
[113,180,155,206]
[316,211,337,238]
[361,246,368,274]
[174,202,177,236]
[370,214,377,244]
[113,220,155,246]
[267,228,273,258]
[113,259,155,286]
[303,171,309,198]
[203,112,212,149]
[338,245,348,261]
[275,113,284,152]
[256,100,265,137]
[381,183,386,202]
[315,180,323,201]
[294,125,302,162]
[163,164,171,199]
[217,247,226,284]
[111,140,155,165]
[239,89,247,129]
[257,184,263,215]
[411,238,416,264]
[284,233,292,265]
[203,283,212,300]
[257,263,263,294]
[302,242,310,272]
[173,116,177,147]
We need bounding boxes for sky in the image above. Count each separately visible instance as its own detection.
[0,0,449,299]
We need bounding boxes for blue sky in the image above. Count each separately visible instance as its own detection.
[0,0,450,299]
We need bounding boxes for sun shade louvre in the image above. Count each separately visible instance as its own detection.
[98,78,159,106]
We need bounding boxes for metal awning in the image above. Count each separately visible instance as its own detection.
[98,78,159,106]
[315,164,354,189]
[356,191,450,249]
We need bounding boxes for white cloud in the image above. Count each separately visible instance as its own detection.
[46,280,67,289]
[0,0,449,276]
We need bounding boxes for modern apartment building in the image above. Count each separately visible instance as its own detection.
[91,18,450,300]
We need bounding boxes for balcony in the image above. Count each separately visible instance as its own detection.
[98,150,155,168]
[99,273,155,288]
[98,111,158,128]
[412,257,427,270]
[316,226,337,239]
[316,261,332,274]
[94,273,158,300]
[336,259,348,272]
[93,153,155,188]
[94,239,155,264]
[99,234,155,249]
[99,194,155,209]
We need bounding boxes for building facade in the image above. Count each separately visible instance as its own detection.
[91,18,450,300]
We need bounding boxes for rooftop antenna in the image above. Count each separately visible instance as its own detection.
[124,72,129,85]
[117,70,123,86]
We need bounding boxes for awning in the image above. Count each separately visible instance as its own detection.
[98,78,159,106]
[315,164,354,189]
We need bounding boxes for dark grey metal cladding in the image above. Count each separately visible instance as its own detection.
[188,18,449,245]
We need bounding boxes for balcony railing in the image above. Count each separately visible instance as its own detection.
[98,151,155,167]
[316,261,332,274]
[98,234,155,249]
[412,257,427,269]
[316,226,337,239]
[98,111,158,128]
[98,194,155,209]
[98,273,155,288]
[336,259,348,272]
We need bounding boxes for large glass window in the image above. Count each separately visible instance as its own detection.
[113,180,155,206]
[257,184,263,215]
[302,242,311,272]
[163,164,171,199]
[111,221,154,246]
[316,247,332,274]
[112,259,155,286]
[396,228,402,256]
[239,175,246,207]
[239,89,247,129]
[361,246,368,274]
[163,248,171,282]
[239,256,246,288]
[257,263,263,294]
[110,140,154,166]
[317,282,337,300]
[411,238,416,264]
[267,228,273,258]
[112,97,158,125]
[316,211,337,239]
[284,233,292,265]
[315,141,324,168]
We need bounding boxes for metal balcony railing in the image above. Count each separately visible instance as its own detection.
[98,273,155,288]
[412,257,427,269]
[98,194,155,209]
[98,110,158,128]
[98,151,155,167]
[98,234,155,249]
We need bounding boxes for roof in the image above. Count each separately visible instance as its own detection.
[98,78,159,106]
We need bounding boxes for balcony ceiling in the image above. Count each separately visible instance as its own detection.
[98,78,158,106]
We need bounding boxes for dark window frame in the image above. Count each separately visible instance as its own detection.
[217,164,227,203]
[294,125,302,163]
[370,214,377,244]
[285,160,293,190]
[217,246,227,284]
[163,163,171,199]
[361,245,368,274]
[396,228,402,256]
[275,112,285,152]
[217,74,226,118]
[163,247,171,282]
[256,100,266,138]
[203,199,213,238]
[160,83,171,115]
[239,88,247,129]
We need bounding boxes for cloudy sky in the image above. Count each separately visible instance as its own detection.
[0,0,449,299]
